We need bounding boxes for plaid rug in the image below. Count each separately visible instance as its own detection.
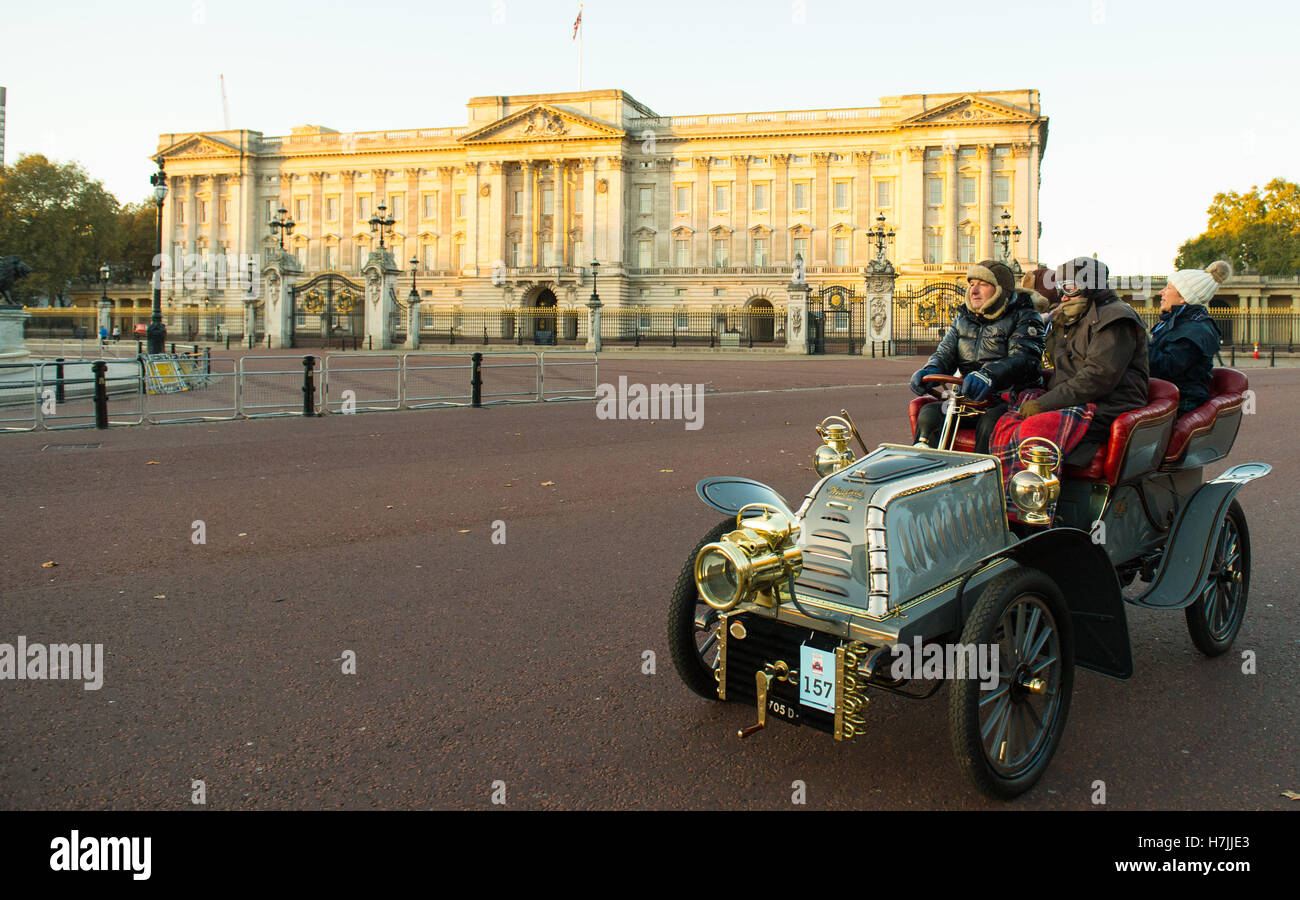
[990,389,1097,522]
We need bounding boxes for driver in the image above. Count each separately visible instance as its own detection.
[909,260,1045,452]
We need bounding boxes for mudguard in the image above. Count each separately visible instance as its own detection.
[1131,463,1270,611]
[960,527,1134,680]
[695,476,795,520]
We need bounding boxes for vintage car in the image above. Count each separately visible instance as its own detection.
[669,370,1268,798]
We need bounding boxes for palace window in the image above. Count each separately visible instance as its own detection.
[542,243,555,266]
[674,238,690,266]
[425,244,438,270]
[511,242,521,266]
[962,176,977,205]
[752,182,769,211]
[423,193,438,219]
[995,176,1011,205]
[960,147,976,158]
[792,182,809,211]
[833,236,850,266]
[994,146,1011,157]
[178,203,185,225]
[542,189,554,215]
[389,195,403,220]
[753,237,769,266]
[959,231,976,264]
[833,180,851,210]
[221,199,231,223]
[714,184,729,213]
[713,237,729,267]
[512,190,523,216]
[925,232,943,264]
[324,245,336,269]
[456,193,466,218]
[573,190,583,214]
[295,199,305,222]
[358,196,370,220]
[875,180,891,209]
[927,176,944,207]
[325,197,338,221]
[638,240,652,268]
[926,148,942,159]
[452,242,463,270]
[199,200,209,224]
[676,310,689,329]
[573,240,584,264]
[675,185,690,214]
[792,236,809,262]
[639,186,653,214]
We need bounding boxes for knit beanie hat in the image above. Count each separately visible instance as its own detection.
[966,259,1016,316]
[1054,256,1110,293]
[1167,260,1231,306]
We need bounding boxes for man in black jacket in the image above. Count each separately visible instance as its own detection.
[909,260,1045,452]
[1150,261,1229,416]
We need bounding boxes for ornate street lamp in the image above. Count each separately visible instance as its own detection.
[585,258,602,352]
[408,256,420,303]
[992,211,1023,275]
[270,206,295,250]
[99,262,110,299]
[147,160,169,354]
[867,214,896,262]
[588,258,600,305]
[369,202,396,249]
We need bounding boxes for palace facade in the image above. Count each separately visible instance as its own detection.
[155,87,1047,315]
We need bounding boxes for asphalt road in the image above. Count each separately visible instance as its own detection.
[0,355,1295,810]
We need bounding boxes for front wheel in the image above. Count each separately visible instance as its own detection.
[1185,499,1250,656]
[949,565,1075,799]
[668,518,734,701]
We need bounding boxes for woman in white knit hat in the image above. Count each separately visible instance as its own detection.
[1150,260,1230,415]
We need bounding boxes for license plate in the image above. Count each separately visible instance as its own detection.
[799,644,836,713]
[766,696,800,725]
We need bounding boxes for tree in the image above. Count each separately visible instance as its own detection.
[0,153,122,305]
[1175,178,1300,276]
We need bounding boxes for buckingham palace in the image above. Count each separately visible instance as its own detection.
[151,87,1047,348]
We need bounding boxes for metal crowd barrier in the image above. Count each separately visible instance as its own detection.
[539,351,598,401]
[324,354,401,413]
[475,352,542,405]
[238,355,323,418]
[0,362,41,432]
[38,359,145,430]
[144,357,239,424]
[401,352,475,408]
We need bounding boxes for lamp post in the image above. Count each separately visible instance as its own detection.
[408,255,419,302]
[270,206,295,252]
[98,262,110,343]
[585,258,602,352]
[147,160,168,354]
[992,211,1023,275]
[369,202,395,250]
[866,214,896,265]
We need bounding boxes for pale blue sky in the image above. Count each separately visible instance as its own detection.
[3,0,1295,273]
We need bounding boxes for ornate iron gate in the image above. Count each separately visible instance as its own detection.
[894,282,965,355]
[808,284,863,354]
[290,273,365,348]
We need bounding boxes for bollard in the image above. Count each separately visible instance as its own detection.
[302,356,317,417]
[266,335,271,349]
[55,358,67,404]
[170,342,175,355]
[471,352,483,408]
[92,361,109,429]
[368,335,373,350]
[1230,345,1236,365]
[1271,347,1275,367]
[203,347,211,375]
[226,334,231,350]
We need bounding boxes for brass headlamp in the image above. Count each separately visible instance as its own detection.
[813,415,858,477]
[1008,437,1062,525]
[695,503,803,612]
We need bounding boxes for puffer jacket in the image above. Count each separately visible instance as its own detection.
[1149,304,1221,415]
[924,290,1045,392]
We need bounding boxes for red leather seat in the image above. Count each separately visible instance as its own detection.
[1163,368,1249,465]
[907,396,977,451]
[1060,378,1180,484]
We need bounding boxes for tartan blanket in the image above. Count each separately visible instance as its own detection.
[990,389,1097,521]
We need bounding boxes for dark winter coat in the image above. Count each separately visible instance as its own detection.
[924,290,1045,392]
[1149,304,1220,415]
[1036,291,1149,463]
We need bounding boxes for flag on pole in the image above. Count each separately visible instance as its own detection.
[573,5,583,39]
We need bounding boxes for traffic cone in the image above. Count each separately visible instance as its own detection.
[1252,343,1260,360]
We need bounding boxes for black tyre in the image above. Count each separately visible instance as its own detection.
[668,518,734,701]
[949,565,1074,799]
[1185,499,1250,657]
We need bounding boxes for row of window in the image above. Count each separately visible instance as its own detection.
[927,175,1013,207]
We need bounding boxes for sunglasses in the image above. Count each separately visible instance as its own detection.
[1059,281,1083,297]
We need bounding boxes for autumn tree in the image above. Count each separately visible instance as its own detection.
[1176,178,1300,276]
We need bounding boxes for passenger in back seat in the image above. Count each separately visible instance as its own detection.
[1151,261,1229,416]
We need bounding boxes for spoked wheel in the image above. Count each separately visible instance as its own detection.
[668,518,734,700]
[949,565,1074,799]
[1185,499,1251,656]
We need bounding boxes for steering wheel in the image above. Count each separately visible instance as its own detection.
[921,374,991,410]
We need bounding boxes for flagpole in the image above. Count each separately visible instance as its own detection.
[578,7,583,90]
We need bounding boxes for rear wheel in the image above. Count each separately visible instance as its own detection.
[1185,499,1250,656]
[668,518,734,700]
[949,566,1074,799]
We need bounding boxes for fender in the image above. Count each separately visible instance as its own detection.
[695,476,795,520]
[1132,462,1270,611]
[959,527,1134,680]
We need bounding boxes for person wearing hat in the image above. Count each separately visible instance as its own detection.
[908,259,1045,451]
[1009,256,1149,466]
[1150,261,1229,416]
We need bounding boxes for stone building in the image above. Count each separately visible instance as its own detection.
[154,87,1048,326]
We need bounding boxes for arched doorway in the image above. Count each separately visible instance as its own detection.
[746,297,775,342]
[534,288,557,343]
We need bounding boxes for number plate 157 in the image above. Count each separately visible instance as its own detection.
[799,644,836,713]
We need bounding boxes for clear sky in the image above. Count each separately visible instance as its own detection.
[3,0,1295,273]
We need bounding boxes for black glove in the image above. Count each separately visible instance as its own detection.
[960,370,994,402]
[909,366,942,397]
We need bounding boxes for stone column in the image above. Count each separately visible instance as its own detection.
[165,175,183,283]
[209,175,223,275]
[586,292,603,351]
[186,176,200,259]
[901,146,925,266]
[978,145,994,260]
[263,253,302,350]
[407,299,422,350]
[341,171,356,270]
[308,172,325,271]
[243,298,257,344]
[1012,143,1031,266]
[487,161,506,272]
[522,161,535,265]
[692,157,710,266]
[465,162,481,276]
[1027,142,1041,264]
[773,154,790,263]
[361,248,401,350]
[813,152,831,265]
[606,156,627,270]
[438,166,455,270]
[582,158,597,264]
[786,279,811,354]
[733,155,750,264]
[944,149,958,266]
[554,159,566,266]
